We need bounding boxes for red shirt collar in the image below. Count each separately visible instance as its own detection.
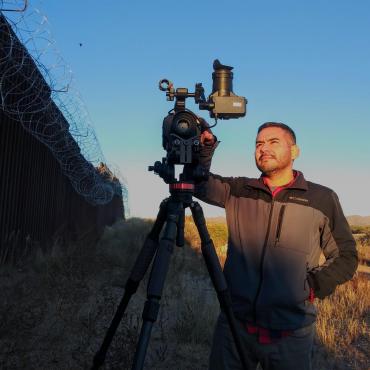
[262,171,298,197]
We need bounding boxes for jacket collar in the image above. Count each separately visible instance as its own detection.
[246,170,308,193]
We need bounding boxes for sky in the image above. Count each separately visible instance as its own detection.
[4,0,370,217]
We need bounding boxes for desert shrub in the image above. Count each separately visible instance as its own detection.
[357,243,370,266]
[351,225,370,235]
[351,225,370,246]
[184,216,228,267]
[96,218,153,271]
[358,233,370,246]
[351,225,370,266]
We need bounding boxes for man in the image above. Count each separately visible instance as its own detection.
[196,122,358,370]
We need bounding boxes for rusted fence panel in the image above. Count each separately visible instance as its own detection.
[0,13,124,264]
[0,108,124,264]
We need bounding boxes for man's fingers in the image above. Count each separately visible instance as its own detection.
[200,130,215,145]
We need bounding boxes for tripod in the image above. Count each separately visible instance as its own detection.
[91,183,249,370]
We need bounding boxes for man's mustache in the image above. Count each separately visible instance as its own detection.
[259,154,275,160]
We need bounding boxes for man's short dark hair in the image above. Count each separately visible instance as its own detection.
[257,122,296,144]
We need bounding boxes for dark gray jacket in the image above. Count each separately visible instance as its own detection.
[195,143,358,330]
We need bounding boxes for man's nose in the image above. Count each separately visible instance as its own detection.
[259,143,270,152]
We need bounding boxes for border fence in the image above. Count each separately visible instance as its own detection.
[0,12,124,264]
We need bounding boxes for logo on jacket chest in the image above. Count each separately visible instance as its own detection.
[288,196,309,204]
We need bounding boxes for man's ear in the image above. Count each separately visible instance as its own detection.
[291,144,300,160]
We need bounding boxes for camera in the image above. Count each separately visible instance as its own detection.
[150,59,247,184]
[160,59,247,121]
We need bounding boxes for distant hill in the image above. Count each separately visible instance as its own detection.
[346,215,370,226]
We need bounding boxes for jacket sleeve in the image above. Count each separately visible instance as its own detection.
[194,140,238,208]
[308,191,358,299]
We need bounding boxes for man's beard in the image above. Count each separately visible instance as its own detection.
[255,155,292,175]
[255,157,279,174]
[258,167,279,176]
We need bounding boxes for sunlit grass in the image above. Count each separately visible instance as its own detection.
[315,274,369,352]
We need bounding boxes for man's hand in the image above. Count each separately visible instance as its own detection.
[199,117,215,146]
[200,130,215,145]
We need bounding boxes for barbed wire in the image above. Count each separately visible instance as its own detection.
[0,0,28,12]
[0,3,129,214]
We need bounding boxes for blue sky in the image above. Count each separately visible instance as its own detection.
[5,0,370,217]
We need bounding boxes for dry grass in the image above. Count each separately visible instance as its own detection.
[0,218,369,369]
[316,276,368,349]
[0,218,216,369]
[184,215,228,267]
[356,243,370,267]
[352,226,370,265]
[314,274,370,369]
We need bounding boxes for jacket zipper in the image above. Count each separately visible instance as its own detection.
[274,204,286,246]
[252,198,275,323]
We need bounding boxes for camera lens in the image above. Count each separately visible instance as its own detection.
[174,117,192,137]
[177,119,190,131]
[171,111,198,139]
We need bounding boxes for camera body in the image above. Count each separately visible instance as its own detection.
[206,93,246,119]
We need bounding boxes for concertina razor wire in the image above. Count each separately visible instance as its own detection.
[0,3,129,214]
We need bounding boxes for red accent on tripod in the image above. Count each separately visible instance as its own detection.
[169,183,195,191]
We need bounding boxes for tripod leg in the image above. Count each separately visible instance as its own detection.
[176,208,185,247]
[190,201,250,370]
[132,200,183,370]
[91,199,168,370]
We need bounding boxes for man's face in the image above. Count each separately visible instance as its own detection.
[254,127,298,175]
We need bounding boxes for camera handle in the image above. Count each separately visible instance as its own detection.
[91,188,250,370]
